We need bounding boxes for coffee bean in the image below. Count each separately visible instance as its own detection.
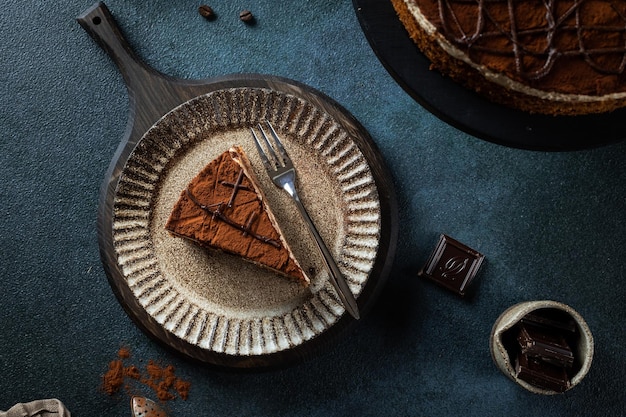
[198,5,215,20]
[239,9,254,23]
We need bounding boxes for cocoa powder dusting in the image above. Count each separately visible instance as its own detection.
[102,359,125,395]
[118,346,131,359]
[141,361,191,401]
[101,347,191,402]
[124,365,141,380]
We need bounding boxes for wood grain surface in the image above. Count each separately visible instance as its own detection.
[77,2,398,369]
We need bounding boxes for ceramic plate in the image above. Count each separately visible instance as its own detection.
[111,87,382,359]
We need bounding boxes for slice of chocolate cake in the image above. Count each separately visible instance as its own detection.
[165,146,309,286]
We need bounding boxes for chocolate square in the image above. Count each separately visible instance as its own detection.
[515,352,570,392]
[517,323,574,368]
[520,310,578,334]
[419,234,484,296]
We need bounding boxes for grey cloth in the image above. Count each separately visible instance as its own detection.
[0,399,70,417]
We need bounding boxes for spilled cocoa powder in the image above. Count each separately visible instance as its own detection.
[101,347,191,401]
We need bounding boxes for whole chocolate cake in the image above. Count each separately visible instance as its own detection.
[391,0,626,115]
[165,146,309,286]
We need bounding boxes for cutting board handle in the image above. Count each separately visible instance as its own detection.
[77,2,207,143]
[77,2,161,86]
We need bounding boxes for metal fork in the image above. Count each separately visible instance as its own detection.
[251,121,360,320]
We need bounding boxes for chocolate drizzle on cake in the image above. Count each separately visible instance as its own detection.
[436,0,626,80]
[165,147,309,285]
[220,168,253,208]
[392,0,626,114]
[185,188,282,249]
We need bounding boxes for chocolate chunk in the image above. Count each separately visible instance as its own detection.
[418,234,484,296]
[520,310,578,334]
[515,352,570,392]
[517,323,574,368]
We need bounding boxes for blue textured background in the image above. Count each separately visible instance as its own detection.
[1,0,624,416]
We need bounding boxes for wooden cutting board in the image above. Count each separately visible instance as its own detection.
[77,2,398,368]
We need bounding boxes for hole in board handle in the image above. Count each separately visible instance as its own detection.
[92,16,101,25]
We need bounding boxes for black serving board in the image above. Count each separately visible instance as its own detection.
[353,0,626,151]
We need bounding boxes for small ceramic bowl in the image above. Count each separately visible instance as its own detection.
[490,300,594,395]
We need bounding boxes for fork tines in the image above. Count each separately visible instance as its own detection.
[250,121,290,170]
[249,120,361,319]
